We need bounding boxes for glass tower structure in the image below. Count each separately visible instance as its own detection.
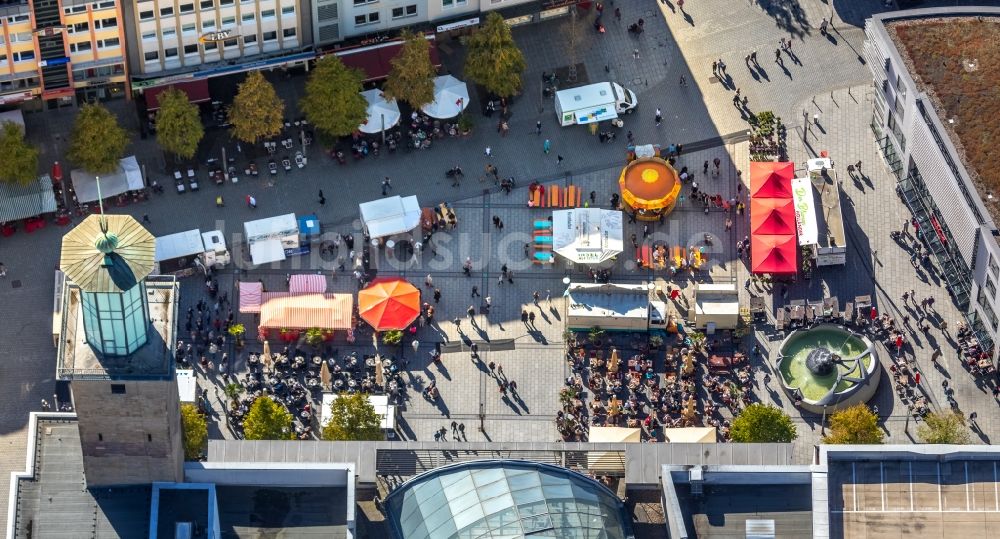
[81,284,149,357]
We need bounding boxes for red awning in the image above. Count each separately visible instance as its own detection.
[750,198,796,236]
[333,37,441,82]
[751,234,798,275]
[145,79,211,110]
[750,161,794,199]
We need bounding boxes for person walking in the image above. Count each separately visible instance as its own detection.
[488,361,496,374]
[633,48,640,60]
[0,262,6,278]
[655,108,662,126]
[557,155,564,166]
[543,139,551,154]
[463,257,473,276]
[471,286,480,297]
[381,177,392,195]
[528,311,536,326]
[679,75,686,86]
[775,48,782,64]
[750,50,757,64]
[484,295,492,307]
[533,290,540,305]
[484,146,492,157]
[318,189,326,205]
[718,59,726,74]
[712,60,718,73]
[467,305,476,319]
[535,120,542,135]
[497,364,504,377]
[425,274,433,287]
[142,214,151,223]
[434,288,442,303]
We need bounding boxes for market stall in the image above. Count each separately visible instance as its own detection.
[71,156,145,203]
[751,234,798,275]
[552,208,623,264]
[359,89,401,134]
[618,156,681,221]
[420,75,470,119]
[244,213,300,265]
[0,174,58,223]
[662,426,717,443]
[587,426,640,471]
[693,283,740,331]
[257,293,353,341]
[566,282,665,331]
[359,195,421,241]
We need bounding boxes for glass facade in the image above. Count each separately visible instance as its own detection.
[385,461,634,539]
[81,283,149,356]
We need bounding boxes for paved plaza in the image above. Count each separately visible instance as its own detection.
[0,0,993,530]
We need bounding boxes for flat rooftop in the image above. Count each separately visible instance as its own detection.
[13,418,152,538]
[674,484,813,538]
[886,16,1000,223]
[56,278,178,380]
[828,457,1000,537]
[216,486,348,538]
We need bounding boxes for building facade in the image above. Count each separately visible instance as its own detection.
[0,0,129,108]
[864,7,1000,359]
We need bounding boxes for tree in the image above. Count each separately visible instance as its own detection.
[917,411,971,444]
[383,30,436,108]
[155,87,204,160]
[300,55,368,138]
[730,403,797,443]
[322,393,384,441]
[242,396,293,440]
[822,404,884,445]
[180,403,208,460]
[228,71,284,145]
[68,103,129,174]
[0,121,39,185]
[464,12,526,98]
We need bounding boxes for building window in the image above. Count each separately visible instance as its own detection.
[0,54,6,63]
[160,6,174,16]
[69,22,90,33]
[219,0,234,5]
[241,12,255,22]
[97,37,120,49]
[144,50,159,61]
[10,32,33,43]
[95,17,117,29]
[162,26,176,37]
[202,19,216,28]
[353,0,376,4]
[223,38,238,48]
[184,43,198,55]
[391,4,416,18]
[243,33,257,43]
[180,3,194,12]
[203,41,217,51]
[282,27,295,38]
[201,0,214,9]
[896,75,906,99]
[281,5,294,14]
[262,30,277,41]
[164,47,178,57]
[6,14,30,23]
[139,9,155,20]
[442,0,467,7]
[989,255,999,280]
[63,5,88,14]
[111,384,126,394]
[261,8,275,18]
[142,30,157,40]
[182,23,197,33]
[12,51,34,62]
[70,41,93,53]
[354,11,378,25]
[221,15,235,25]
[96,0,115,9]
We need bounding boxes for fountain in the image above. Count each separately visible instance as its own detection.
[776,324,880,413]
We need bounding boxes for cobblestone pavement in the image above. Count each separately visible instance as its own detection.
[0,0,935,528]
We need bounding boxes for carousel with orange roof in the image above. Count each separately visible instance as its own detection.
[618,156,682,221]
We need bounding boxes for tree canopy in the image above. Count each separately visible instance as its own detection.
[323,393,384,441]
[180,403,208,460]
[822,404,884,444]
[383,31,436,108]
[0,121,39,185]
[228,71,285,144]
[464,12,526,98]
[917,411,971,444]
[243,396,293,440]
[300,55,369,138]
[156,87,205,159]
[730,403,797,443]
[68,103,129,174]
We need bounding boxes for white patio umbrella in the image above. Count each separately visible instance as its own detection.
[421,75,470,119]
[358,89,401,134]
[553,208,624,264]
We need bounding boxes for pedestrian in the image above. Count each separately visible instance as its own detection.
[484,146,492,157]
[498,219,504,232]
[500,120,509,136]
[543,139,551,154]
[497,364,504,376]
[633,48,640,60]
[142,214,150,223]
[735,87,741,98]
[614,7,621,21]
[533,290,540,304]
[0,262,6,277]
[425,274,433,287]
[498,273,505,285]
[745,53,751,65]
[318,189,326,205]
[631,233,638,248]
[733,94,740,106]
[507,270,514,284]
[775,48,782,63]
[590,191,597,204]
[679,75,686,86]
[655,108,662,126]
[463,257,473,275]
[536,120,542,135]
[703,160,709,174]
[382,177,392,195]
[725,217,732,231]
[750,50,757,64]
[488,361,496,373]
[712,60,718,73]
[557,155,564,166]
[742,95,749,108]
[434,288,442,303]
[484,295,492,307]
[499,380,508,394]
[970,411,978,424]
[528,311,536,325]
[467,305,476,318]
[521,310,529,324]
[471,286,479,297]
[718,59,726,74]
[856,160,862,173]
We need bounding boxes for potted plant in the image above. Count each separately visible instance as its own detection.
[457,113,474,136]
[223,382,244,409]
[559,387,579,409]
[228,323,246,348]
[305,327,325,348]
[648,335,664,350]
[382,329,404,346]
[687,330,707,352]
[587,326,606,347]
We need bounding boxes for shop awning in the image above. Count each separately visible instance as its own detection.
[144,79,211,110]
[288,274,326,294]
[0,174,57,222]
[750,197,796,236]
[239,281,264,313]
[333,36,441,82]
[750,161,794,199]
[259,293,353,330]
[70,156,144,203]
[751,234,798,275]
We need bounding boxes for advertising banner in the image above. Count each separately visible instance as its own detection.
[791,177,819,246]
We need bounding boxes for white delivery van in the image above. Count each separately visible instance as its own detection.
[554,82,637,126]
[155,229,232,275]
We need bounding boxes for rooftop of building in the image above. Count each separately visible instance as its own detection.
[674,483,813,538]
[216,485,348,538]
[884,14,1000,224]
[56,276,178,380]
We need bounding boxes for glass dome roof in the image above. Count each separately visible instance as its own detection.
[385,460,634,539]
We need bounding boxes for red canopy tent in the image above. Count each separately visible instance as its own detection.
[750,161,794,199]
[751,234,798,275]
[750,198,796,236]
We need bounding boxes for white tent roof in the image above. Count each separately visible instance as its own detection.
[359,195,421,239]
[663,426,717,443]
[421,75,470,119]
[695,283,740,317]
[176,369,197,403]
[70,156,144,203]
[322,393,396,430]
[359,89,401,134]
[589,426,641,443]
[553,208,624,264]
[249,239,286,265]
[244,213,298,243]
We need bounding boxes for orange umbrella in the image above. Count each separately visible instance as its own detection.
[358,277,421,331]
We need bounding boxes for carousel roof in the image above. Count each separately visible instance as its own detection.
[619,157,680,210]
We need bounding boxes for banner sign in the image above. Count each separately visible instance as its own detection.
[791,177,819,246]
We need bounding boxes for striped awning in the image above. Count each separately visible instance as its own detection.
[259,293,353,330]
[239,281,264,313]
[0,175,57,222]
[289,274,327,295]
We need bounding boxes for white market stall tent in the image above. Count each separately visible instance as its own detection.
[662,426,717,443]
[244,213,300,266]
[359,89,401,134]
[587,426,640,472]
[567,282,660,332]
[322,393,396,431]
[71,156,145,203]
[693,283,740,331]
[421,75,470,119]
[359,195,421,240]
[553,208,624,264]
